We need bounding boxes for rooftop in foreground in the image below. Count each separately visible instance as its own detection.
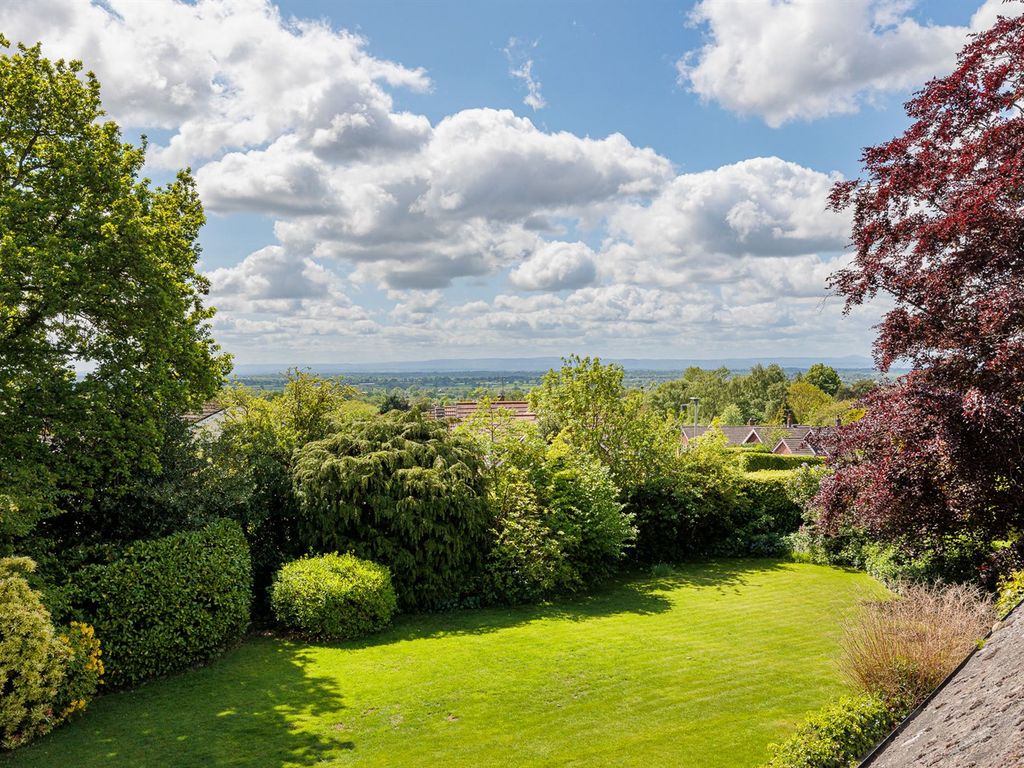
[863,602,1024,767]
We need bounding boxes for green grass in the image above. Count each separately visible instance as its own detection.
[6,559,884,768]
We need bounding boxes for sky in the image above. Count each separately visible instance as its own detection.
[3,0,1020,365]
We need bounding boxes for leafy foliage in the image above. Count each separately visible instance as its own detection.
[484,467,570,604]
[762,694,900,768]
[786,381,831,425]
[205,372,361,606]
[71,520,252,688]
[529,355,676,491]
[0,38,229,545]
[735,453,824,472]
[52,622,103,724]
[996,570,1024,618]
[803,364,841,397]
[0,557,69,750]
[818,13,1024,559]
[545,440,636,587]
[293,411,491,611]
[271,553,397,639]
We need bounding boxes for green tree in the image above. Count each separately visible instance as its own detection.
[718,403,744,425]
[803,363,842,397]
[292,411,491,611]
[0,39,229,544]
[647,367,735,421]
[529,355,676,490]
[733,364,790,423]
[786,380,832,424]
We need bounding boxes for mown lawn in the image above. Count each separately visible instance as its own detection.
[6,560,884,768]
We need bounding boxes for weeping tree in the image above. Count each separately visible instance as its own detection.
[292,411,490,611]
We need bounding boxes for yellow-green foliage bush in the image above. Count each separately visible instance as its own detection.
[0,558,70,750]
[53,622,104,722]
[271,553,397,639]
[996,570,1024,618]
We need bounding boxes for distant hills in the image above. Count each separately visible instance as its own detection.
[232,355,881,376]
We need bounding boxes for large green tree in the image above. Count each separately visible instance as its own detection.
[0,39,229,543]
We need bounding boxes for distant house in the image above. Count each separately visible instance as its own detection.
[182,400,229,436]
[771,436,819,456]
[430,399,537,427]
[680,424,815,449]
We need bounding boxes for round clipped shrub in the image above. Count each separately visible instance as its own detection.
[0,558,70,750]
[271,553,398,639]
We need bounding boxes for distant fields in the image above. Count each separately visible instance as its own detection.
[7,560,884,768]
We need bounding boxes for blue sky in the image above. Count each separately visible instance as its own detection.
[3,0,1015,364]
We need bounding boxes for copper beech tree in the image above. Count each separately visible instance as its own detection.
[815,10,1024,561]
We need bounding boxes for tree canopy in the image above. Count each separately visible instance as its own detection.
[0,38,229,544]
[817,12,1024,549]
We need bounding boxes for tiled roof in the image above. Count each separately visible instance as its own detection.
[182,400,225,425]
[430,400,537,425]
[680,426,758,445]
[862,602,1024,768]
[772,436,818,456]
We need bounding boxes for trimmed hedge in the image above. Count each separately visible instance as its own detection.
[271,553,397,639]
[74,519,252,688]
[736,453,824,472]
[763,694,901,768]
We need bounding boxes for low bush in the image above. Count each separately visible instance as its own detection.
[271,553,397,639]
[762,693,900,768]
[0,558,70,751]
[73,519,252,688]
[839,583,994,707]
[735,453,824,472]
[996,570,1024,618]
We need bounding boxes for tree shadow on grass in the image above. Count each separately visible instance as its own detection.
[6,640,354,768]
[324,557,799,647]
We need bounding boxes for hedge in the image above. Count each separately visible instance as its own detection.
[73,519,252,687]
[763,694,901,768]
[736,453,825,472]
[737,471,802,535]
[271,553,397,639]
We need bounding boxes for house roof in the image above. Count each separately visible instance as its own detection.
[182,400,226,425]
[861,602,1023,768]
[772,436,818,456]
[430,400,537,425]
[680,426,758,445]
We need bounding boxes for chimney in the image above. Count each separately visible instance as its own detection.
[747,418,755,426]
[835,415,841,427]
[786,410,794,428]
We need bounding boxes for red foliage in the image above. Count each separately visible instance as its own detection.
[817,10,1024,544]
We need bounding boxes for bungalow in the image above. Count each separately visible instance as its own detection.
[430,399,537,427]
[679,424,815,448]
[771,436,819,456]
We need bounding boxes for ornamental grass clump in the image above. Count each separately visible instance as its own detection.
[271,553,398,640]
[839,583,994,708]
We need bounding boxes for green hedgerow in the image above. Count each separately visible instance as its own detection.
[763,693,901,768]
[73,519,252,688]
[0,558,70,751]
[271,553,397,639]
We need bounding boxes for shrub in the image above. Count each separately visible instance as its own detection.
[546,443,635,586]
[73,519,252,687]
[728,471,803,554]
[0,558,70,750]
[839,583,994,707]
[293,412,491,611]
[763,693,900,768]
[996,570,1024,618]
[735,453,824,472]
[484,469,569,604]
[271,553,397,639]
[53,622,103,723]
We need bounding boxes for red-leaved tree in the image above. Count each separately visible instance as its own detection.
[815,9,1024,569]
